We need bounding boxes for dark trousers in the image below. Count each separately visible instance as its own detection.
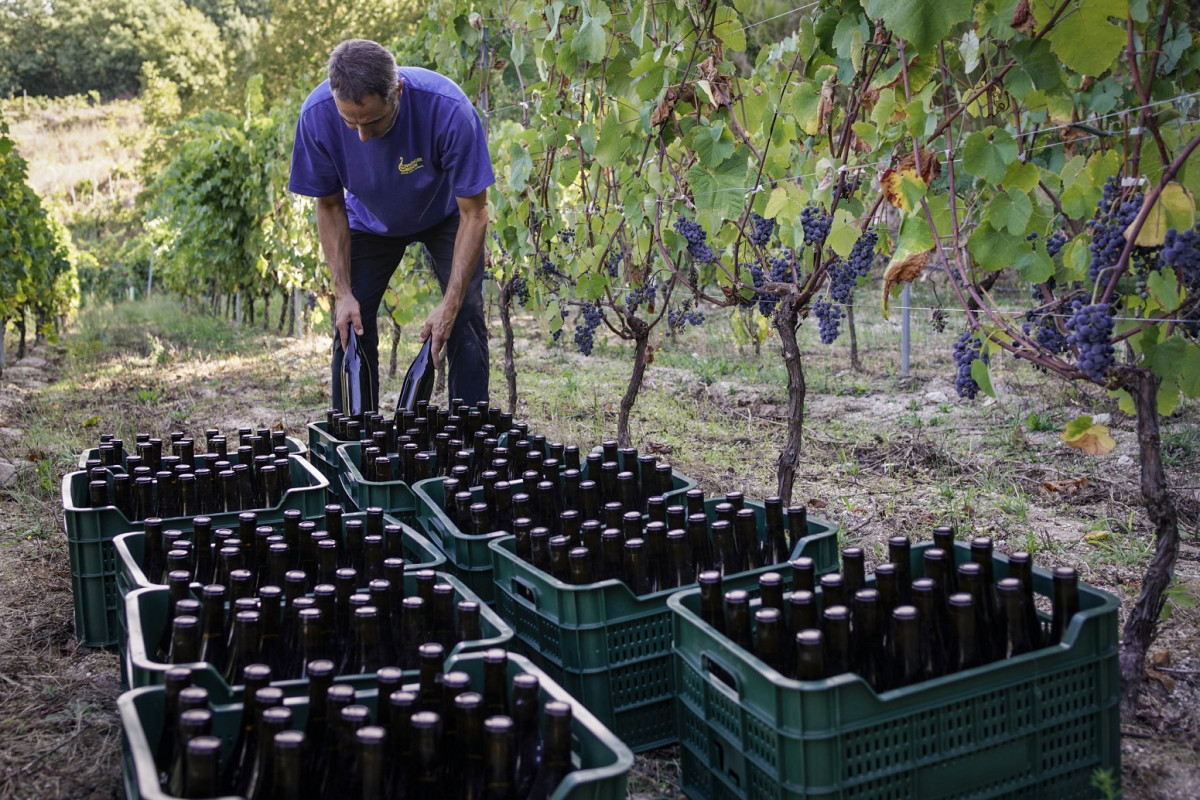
[330,213,489,413]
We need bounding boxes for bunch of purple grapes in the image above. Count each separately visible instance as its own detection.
[558,228,575,244]
[1045,231,1067,258]
[1162,227,1200,291]
[539,256,565,280]
[834,173,863,201]
[747,263,775,317]
[953,330,987,399]
[668,307,706,333]
[1088,178,1141,284]
[511,275,530,306]
[748,213,775,248]
[625,280,657,314]
[605,249,622,278]
[848,231,878,278]
[675,216,715,262]
[827,259,856,304]
[529,209,542,237]
[801,206,832,247]
[1022,312,1067,356]
[813,297,843,344]
[1065,301,1115,382]
[574,302,604,355]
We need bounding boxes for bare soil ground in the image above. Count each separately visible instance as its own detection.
[1,296,1198,799]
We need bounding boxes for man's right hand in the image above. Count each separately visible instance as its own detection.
[335,293,364,349]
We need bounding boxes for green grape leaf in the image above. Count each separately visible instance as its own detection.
[1127,183,1196,248]
[1179,346,1200,398]
[968,223,1018,271]
[984,190,1033,235]
[1110,388,1138,415]
[971,359,996,398]
[1046,1,1126,76]
[1150,335,1192,380]
[863,0,972,52]
[594,114,626,167]
[1158,382,1181,416]
[692,122,735,166]
[765,186,800,220]
[791,82,822,135]
[963,128,1018,186]
[827,209,860,258]
[1146,269,1182,311]
[1014,244,1054,284]
[1003,161,1041,194]
[572,14,608,63]
[713,6,747,51]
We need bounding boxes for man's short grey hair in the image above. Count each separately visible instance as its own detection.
[328,39,398,104]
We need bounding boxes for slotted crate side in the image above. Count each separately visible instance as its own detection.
[671,543,1121,799]
[488,506,839,751]
[119,650,633,800]
[123,567,513,690]
[411,476,510,604]
[62,455,330,648]
[334,442,420,517]
[77,435,307,469]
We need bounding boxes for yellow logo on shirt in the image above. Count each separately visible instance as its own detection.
[397,157,425,174]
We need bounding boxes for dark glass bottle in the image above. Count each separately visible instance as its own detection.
[911,578,948,680]
[819,572,845,611]
[222,609,261,685]
[482,648,509,719]
[998,577,1037,657]
[734,508,760,571]
[853,588,890,692]
[687,512,713,574]
[822,605,852,676]
[1050,566,1080,645]
[168,614,201,665]
[1006,551,1043,649]
[623,538,652,595]
[755,607,785,674]
[408,710,443,800]
[711,520,739,576]
[841,547,866,598]
[155,667,193,783]
[526,701,573,800]
[969,536,1003,656]
[724,589,753,652]
[762,496,790,565]
[759,571,784,613]
[793,628,825,681]
[698,570,724,634]
[167,704,212,796]
[887,536,913,604]
[157,570,195,660]
[242,704,293,799]
[922,546,956,603]
[355,725,389,800]
[948,592,982,672]
[511,673,541,799]
[790,556,815,594]
[483,715,516,800]
[454,692,487,800]
[183,735,222,799]
[890,605,922,689]
[226,686,285,796]
[957,562,997,663]
[666,529,693,590]
[787,590,818,641]
[198,583,228,671]
[932,524,956,555]
[270,729,306,800]
[785,505,808,546]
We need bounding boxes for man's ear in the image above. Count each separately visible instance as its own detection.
[396,79,405,101]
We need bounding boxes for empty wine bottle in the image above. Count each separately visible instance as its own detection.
[1006,551,1043,649]
[724,589,752,652]
[948,592,981,672]
[525,701,573,800]
[155,667,194,783]
[793,629,825,681]
[269,729,306,800]
[890,605,922,689]
[1050,566,1080,645]
[511,673,541,798]
[183,735,222,799]
[755,607,785,674]
[822,605,852,676]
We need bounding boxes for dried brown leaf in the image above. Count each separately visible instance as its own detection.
[1011,0,1035,35]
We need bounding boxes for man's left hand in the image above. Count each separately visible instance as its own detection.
[420,301,459,366]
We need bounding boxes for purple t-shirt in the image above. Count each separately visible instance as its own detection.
[289,67,495,237]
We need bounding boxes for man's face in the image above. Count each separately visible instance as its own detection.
[334,84,401,142]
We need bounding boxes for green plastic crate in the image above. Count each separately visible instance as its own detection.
[334,441,420,516]
[306,420,352,500]
[113,511,444,603]
[124,568,513,691]
[411,463,700,607]
[76,435,307,469]
[488,501,839,751]
[62,454,330,649]
[669,542,1121,799]
[118,650,633,800]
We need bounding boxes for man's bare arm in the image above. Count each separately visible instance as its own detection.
[316,192,362,348]
[421,189,488,362]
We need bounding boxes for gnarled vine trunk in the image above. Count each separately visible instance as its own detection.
[773,300,805,505]
[1119,367,1181,716]
[616,326,650,448]
[499,283,517,414]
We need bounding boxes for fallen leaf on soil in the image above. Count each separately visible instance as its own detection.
[807,498,829,509]
[1146,668,1176,693]
[1012,424,1026,445]
[1151,650,1172,667]
[1084,530,1113,544]
[1061,417,1116,455]
[1041,477,1089,495]
[647,441,674,454]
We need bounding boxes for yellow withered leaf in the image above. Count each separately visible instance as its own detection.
[1126,182,1196,248]
[881,250,932,319]
[1061,415,1116,455]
